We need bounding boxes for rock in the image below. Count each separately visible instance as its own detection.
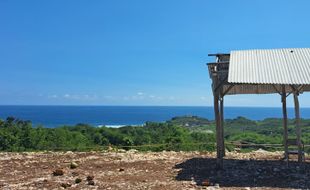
[88,180,95,185]
[108,145,113,151]
[205,187,216,190]
[127,149,138,153]
[70,162,78,169]
[60,182,71,188]
[118,149,126,153]
[201,179,210,186]
[242,187,251,190]
[53,169,64,176]
[72,171,79,176]
[75,178,82,183]
[253,148,269,154]
[86,175,94,181]
[190,180,196,185]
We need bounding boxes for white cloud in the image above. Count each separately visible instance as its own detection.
[48,94,58,99]
[200,96,207,100]
[168,96,176,100]
[103,95,113,99]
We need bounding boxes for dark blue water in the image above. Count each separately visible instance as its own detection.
[0,106,309,127]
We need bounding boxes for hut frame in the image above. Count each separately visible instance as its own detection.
[207,49,310,169]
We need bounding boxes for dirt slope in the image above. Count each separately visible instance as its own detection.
[0,150,309,190]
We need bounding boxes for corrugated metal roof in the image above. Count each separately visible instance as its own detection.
[228,48,310,85]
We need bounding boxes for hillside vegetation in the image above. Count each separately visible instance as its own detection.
[0,116,310,152]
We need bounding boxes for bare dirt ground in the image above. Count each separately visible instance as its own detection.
[0,150,309,190]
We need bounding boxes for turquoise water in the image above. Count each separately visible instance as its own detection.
[0,106,309,127]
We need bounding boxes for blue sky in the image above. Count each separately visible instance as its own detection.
[1,0,310,106]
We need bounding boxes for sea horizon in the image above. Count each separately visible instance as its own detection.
[1,105,310,128]
[1,104,310,108]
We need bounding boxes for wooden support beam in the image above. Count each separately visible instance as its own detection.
[222,85,234,96]
[281,85,288,160]
[220,96,225,157]
[293,92,303,163]
[211,57,226,170]
[272,84,282,95]
[286,92,292,98]
[214,92,223,169]
[297,85,305,93]
[213,76,228,93]
[291,85,304,95]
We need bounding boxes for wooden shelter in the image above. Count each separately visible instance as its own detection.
[207,48,310,169]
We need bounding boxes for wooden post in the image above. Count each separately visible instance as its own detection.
[220,96,225,157]
[214,91,223,169]
[282,85,288,160]
[212,59,224,169]
[293,92,302,163]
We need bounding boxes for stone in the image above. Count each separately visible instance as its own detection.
[201,179,210,186]
[72,171,79,176]
[53,169,64,176]
[190,180,196,185]
[86,175,94,181]
[60,182,71,188]
[75,178,82,184]
[70,162,78,169]
[88,180,95,185]
[127,149,138,153]
[242,187,251,190]
[214,183,220,188]
[205,187,217,190]
[118,149,126,153]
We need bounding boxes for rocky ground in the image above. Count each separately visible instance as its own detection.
[0,149,309,190]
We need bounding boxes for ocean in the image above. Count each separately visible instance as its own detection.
[0,106,310,128]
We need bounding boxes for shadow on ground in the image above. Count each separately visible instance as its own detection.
[175,158,310,189]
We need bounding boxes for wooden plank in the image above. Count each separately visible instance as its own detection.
[281,85,288,160]
[293,93,303,163]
